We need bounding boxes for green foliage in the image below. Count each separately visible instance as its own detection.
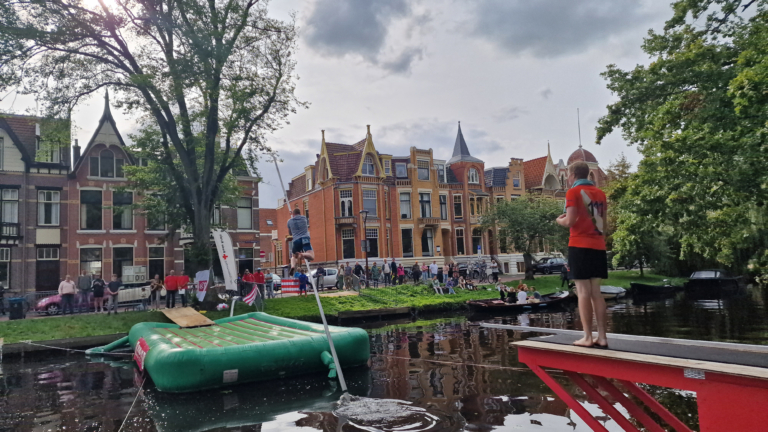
[597,0,768,276]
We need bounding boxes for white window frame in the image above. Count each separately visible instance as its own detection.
[37,247,59,260]
[341,228,355,259]
[453,194,463,219]
[36,136,61,164]
[362,155,375,176]
[112,191,134,231]
[237,197,253,230]
[365,228,379,258]
[339,189,353,217]
[456,228,465,255]
[383,160,391,175]
[80,189,103,231]
[38,190,61,226]
[417,160,430,181]
[436,164,445,183]
[468,168,479,184]
[306,173,313,191]
[439,194,448,220]
[395,163,407,178]
[399,192,411,219]
[362,189,377,217]
[1,189,20,226]
[419,192,432,218]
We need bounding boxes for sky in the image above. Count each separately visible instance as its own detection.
[0,0,673,208]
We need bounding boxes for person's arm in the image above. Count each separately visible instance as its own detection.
[557,206,579,227]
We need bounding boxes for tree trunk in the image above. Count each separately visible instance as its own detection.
[186,208,213,276]
[639,261,644,277]
[523,253,535,280]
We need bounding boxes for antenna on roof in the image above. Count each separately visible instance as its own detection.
[577,108,582,149]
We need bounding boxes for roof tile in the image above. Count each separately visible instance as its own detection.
[523,156,547,189]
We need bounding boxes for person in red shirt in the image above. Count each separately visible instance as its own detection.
[253,268,266,298]
[557,161,608,349]
[165,270,178,309]
[242,269,256,297]
[177,270,190,308]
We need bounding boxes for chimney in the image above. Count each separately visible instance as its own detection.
[73,139,81,166]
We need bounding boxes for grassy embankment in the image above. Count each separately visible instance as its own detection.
[0,270,680,344]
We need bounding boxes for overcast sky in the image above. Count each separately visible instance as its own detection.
[1,0,672,208]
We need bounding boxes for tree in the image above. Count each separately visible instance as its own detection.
[596,0,768,275]
[602,153,633,250]
[0,0,303,272]
[482,197,568,280]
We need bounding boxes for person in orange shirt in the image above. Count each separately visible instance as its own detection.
[177,270,190,308]
[165,270,178,309]
[557,161,608,349]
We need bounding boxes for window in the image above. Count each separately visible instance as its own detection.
[439,195,447,220]
[363,190,377,216]
[400,192,411,219]
[472,228,482,255]
[383,160,391,175]
[237,197,252,229]
[453,195,463,219]
[304,200,309,224]
[306,172,313,191]
[456,228,465,255]
[148,246,165,280]
[419,193,432,218]
[0,248,9,287]
[340,190,353,217]
[342,228,355,259]
[365,228,379,258]
[89,156,99,176]
[80,190,102,230]
[436,164,445,183]
[385,190,390,219]
[468,168,479,184]
[513,171,521,188]
[395,163,407,178]
[417,160,430,181]
[421,229,434,257]
[401,228,413,257]
[116,159,125,178]
[113,247,134,279]
[38,190,60,226]
[147,210,165,231]
[266,219,273,226]
[80,248,103,275]
[362,155,375,176]
[36,136,60,163]
[112,191,133,230]
[470,197,475,216]
[100,149,115,178]
[1,189,19,235]
[238,248,254,275]
[37,248,59,260]
[211,205,221,226]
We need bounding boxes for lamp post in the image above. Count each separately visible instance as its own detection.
[272,238,278,275]
[359,209,369,288]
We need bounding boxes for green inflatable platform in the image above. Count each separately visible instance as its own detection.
[88,312,370,393]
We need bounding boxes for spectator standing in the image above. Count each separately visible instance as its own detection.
[297,270,309,298]
[344,264,354,290]
[265,270,275,299]
[107,274,122,315]
[165,270,178,309]
[315,265,326,291]
[397,264,405,285]
[150,275,163,310]
[491,260,499,282]
[390,259,398,285]
[177,271,190,307]
[382,259,391,285]
[337,265,345,290]
[411,262,421,285]
[92,273,106,313]
[371,263,380,285]
[429,261,438,280]
[354,261,364,278]
[58,274,77,315]
[421,262,429,282]
[76,271,92,313]
[242,269,256,297]
[442,262,449,283]
[253,268,266,298]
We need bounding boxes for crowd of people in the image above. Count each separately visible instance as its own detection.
[495,282,542,304]
[329,258,498,289]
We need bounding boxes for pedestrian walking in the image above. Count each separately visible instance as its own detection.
[76,271,92,313]
[106,274,122,315]
[92,273,106,313]
[165,270,178,308]
[337,265,345,290]
[491,260,499,283]
[382,259,391,286]
[556,161,609,349]
[353,261,364,278]
[390,259,398,285]
[58,274,77,315]
[315,265,326,291]
[411,262,422,285]
[177,271,190,307]
[344,263,354,290]
[265,269,276,299]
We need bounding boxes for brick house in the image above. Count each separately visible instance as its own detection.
[0,92,261,295]
[271,123,606,274]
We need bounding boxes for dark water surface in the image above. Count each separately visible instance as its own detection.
[2,288,766,431]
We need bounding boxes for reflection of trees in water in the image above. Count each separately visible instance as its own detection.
[636,384,699,431]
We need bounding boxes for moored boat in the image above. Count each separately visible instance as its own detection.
[600,285,627,300]
[467,291,572,312]
[630,281,682,296]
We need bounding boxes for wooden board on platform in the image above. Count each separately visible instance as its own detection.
[162,307,215,328]
[514,340,768,380]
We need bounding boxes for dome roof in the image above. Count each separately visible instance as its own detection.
[567,147,598,165]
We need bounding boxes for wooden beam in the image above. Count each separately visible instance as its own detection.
[162,307,215,328]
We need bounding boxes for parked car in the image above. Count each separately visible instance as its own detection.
[34,282,151,315]
[532,257,567,275]
[310,268,339,289]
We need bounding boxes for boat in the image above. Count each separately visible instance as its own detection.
[87,312,370,393]
[684,269,741,293]
[600,285,627,300]
[630,281,682,296]
[466,291,572,312]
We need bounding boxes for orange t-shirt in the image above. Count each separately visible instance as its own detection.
[565,184,607,250]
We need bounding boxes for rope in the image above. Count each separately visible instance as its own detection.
[19,340,133,356]
[374,353,561,373]
[118,376,146,432]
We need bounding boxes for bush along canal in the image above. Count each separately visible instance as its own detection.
[2,281,767,431]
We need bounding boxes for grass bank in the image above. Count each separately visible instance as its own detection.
[0,270,674,344]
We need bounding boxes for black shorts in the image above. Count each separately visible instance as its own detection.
[568,247,608,280]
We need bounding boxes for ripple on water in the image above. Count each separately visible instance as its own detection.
[334,395,455,431]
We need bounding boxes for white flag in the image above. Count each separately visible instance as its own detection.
[195,270,210,302]
[213,229,239,294]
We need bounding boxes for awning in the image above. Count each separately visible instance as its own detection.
[468,189,490,197]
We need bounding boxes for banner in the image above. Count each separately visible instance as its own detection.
[134,337,150,371]
[195,269,210,302]
[281,278,300,294]
[213,229,239,294]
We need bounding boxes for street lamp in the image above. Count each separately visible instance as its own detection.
[359,209,369,288]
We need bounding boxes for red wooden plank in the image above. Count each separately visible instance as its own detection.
[565,372,641,432]
[617,380,693,432]
[589,375,666,432]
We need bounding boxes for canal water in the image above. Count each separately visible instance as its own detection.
[2,287,766,431]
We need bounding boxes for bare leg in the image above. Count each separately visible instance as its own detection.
[291,253,300,272]
[573,279,594,347]
[302,249,315,262]
[590,278,608,346]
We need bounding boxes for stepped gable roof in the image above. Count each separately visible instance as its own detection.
[484,167,508,187]
[523,156,547,188]
[567,146,598,165]
[325,138,365,181]
[447,122,483,165]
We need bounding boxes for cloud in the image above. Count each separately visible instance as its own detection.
[303,0,425,74]
[539,87,553,100]
[492,106,527,123]
[469,0,660,58]
[376,119,504,158]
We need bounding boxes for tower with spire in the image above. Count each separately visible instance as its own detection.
[447,121,483,166]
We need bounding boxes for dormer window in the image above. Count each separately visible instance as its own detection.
[100,150,114,177]
[362,156,375,176]
[36,137,60,164]
[89,148,125,178]
[468,168,479,184]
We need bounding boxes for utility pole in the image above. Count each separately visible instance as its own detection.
[359,210,369,288]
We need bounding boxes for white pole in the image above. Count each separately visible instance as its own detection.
[272,153,348,392]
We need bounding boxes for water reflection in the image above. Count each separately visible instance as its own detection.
[1,286,765,431]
